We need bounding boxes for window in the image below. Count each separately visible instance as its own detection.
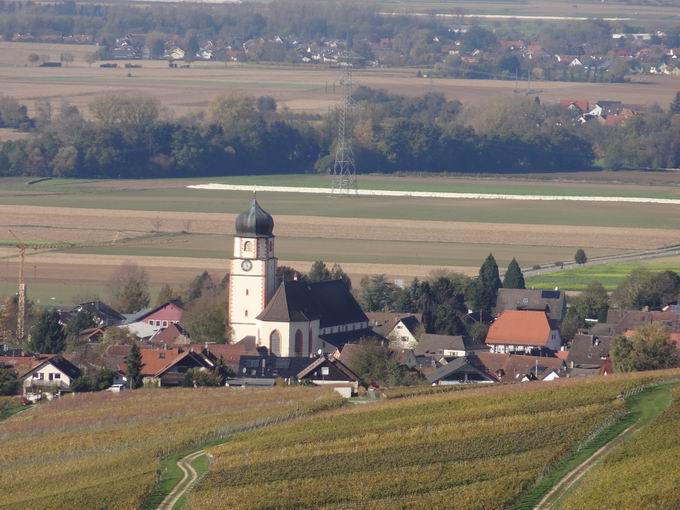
[48,373,54,381]
[270,330,281,355]
[54,373,60,379]
[308,330,313,355]
[244,240,253,252]
[321,367,329,376]
[39,373,44,380]
[159,352,166,359]
[162,321,168,328]
[245,289,249,296]
[294,330,304,355]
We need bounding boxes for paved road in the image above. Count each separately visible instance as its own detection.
[157,450,207,510]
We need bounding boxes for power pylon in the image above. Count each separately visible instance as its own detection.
[331,52,358,194]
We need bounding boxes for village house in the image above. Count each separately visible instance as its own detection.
[486,310,562,354]
[414,333,487,358]
[149,322,191,346]
[477,352,566,382]
[567,334,613,376]
[61,300,126,327]
[495,288,567,323]
[19,356,81,395]
[124,300,184,329]
[427,356,496,386]
[120,348,211,387]
[232,353,359,395]
[367,312,422,349]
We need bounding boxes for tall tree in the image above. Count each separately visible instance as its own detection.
[184,271,216,302]
[433,303,466,335]
[572,282,609,323]
[503,258,525,289]
[0,366,19,395]
[109,261,150,314]
[29,309,65,354]
[330,263,352,290]
[574,248,588,265]
[308,260,332,282]
[183,292,229,344]
[469,254,502,313]
[125,342,144,389]
[359,274,398,312]
[671,91,680,114]
[155,284,181,306]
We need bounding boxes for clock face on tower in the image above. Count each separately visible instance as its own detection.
[241,259,253,272]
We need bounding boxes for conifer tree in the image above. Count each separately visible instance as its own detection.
[125,342,144,389]
[503,258,526,289]
[470,254,502,313]
[29,310,65,354]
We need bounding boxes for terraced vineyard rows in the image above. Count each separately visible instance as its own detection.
[188,372,678,510]
[559,384,680,510]
[0,387,343,510]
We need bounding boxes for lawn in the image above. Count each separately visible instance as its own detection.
[526,257,680,291]
[187,371,678,510]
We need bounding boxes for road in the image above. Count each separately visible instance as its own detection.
[157,450,208,510]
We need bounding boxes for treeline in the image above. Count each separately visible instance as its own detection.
[0,88,598,177]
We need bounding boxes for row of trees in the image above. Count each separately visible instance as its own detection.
[0,89,599,178]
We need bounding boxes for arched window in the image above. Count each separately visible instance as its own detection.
[308,329,313,355]
[270,330,281,355]
[245,289,249,296]
[243,240,253,252]
[294,329,304,356]
[245,310,248,317]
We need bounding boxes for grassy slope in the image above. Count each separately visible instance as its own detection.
[512,383,674,509]
[526,257,680,291]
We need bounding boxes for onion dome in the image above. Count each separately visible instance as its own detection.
[235,198,274,237]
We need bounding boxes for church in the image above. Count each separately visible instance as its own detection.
[228,197,372,356]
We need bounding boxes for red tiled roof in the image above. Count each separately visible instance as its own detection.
[486,310,552,347]
[0,355,51,377]
[118,348,183,377]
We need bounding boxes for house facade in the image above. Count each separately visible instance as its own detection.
[20,357,81,395]
[486,310,561,354]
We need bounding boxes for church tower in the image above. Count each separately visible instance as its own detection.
[229,198,277,342]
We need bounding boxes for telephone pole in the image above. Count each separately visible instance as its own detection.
[330,52,358,194]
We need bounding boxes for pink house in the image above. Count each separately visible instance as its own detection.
[136,301,185,329]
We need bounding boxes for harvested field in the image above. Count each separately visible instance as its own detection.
[1,204,676,249]
[1,176,679,303]
[0,53,678,117]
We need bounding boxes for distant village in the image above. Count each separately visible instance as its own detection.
[7,24,680,79]
[1,198,678,402]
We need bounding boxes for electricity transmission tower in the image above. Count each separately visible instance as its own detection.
[330,53,358,194]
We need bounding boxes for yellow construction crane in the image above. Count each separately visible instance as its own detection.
[8,230,71,340]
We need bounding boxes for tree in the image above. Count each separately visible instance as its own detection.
[612,269,680,310]
[29,310,65,354]
[503,258,525,289]
[59,52,74,66]
[330,263,352,290]
[276,266,306,286]
[308,260,332,282]
[109,261,150,314]
[184,271,216,302]
[182,292,228,343]
[671,91,680,114]
[572,282,609,323]
[359,274,398,312]
[433,303,466,335]
[183,367,223,387]
[84,53,97,66]
[102,327,138,346]
[64,310,96,350]
[574,248,587,265]
[27,53,40,66]
[469,254,502,313]
[156,284,181,306]
[343,339,418,387]
[611,323,680,372]
[88,94,161,139]
[0,366,19,395]
[125,342,144,389]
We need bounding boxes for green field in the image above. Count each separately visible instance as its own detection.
[526,257,680,291]
[3,177,680,229]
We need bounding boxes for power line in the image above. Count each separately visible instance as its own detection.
[330,52,358,195]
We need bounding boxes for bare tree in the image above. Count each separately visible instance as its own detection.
[109,261,150,313]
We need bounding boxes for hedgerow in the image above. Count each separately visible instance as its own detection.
[188,370,680,509]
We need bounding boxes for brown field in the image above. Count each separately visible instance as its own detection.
[0,128,32,142]
[0,44,678,117]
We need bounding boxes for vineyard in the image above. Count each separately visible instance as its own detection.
[188,372,678,510]
[559,384,680,510]
[0,387,343,510]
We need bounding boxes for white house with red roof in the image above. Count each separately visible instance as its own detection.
[486,310,561,354]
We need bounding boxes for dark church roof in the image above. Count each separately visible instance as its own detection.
[256,280,368,328]
[235,198,274,237]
